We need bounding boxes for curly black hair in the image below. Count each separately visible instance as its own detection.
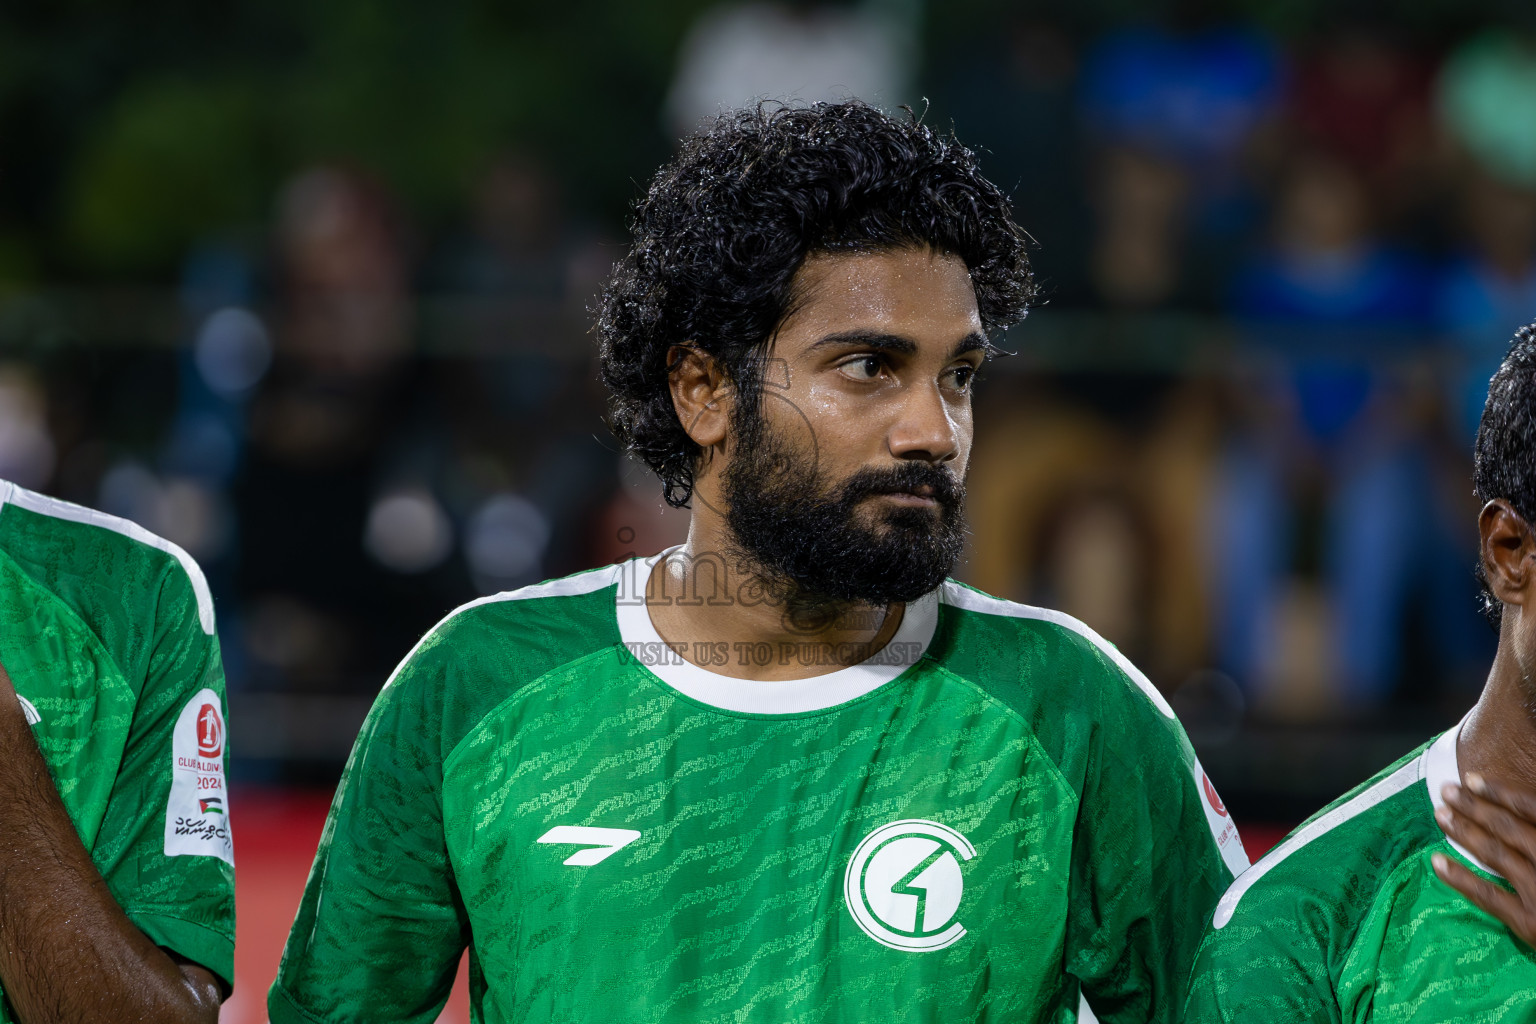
[597,100,1036,508]
[1474,320,1536,629]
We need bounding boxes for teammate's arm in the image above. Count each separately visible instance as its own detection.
[1432,772,1536,945]
[0,661,220,1024]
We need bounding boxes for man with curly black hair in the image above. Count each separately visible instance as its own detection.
[1184,322,1536,1020]
[271,101,1247,1024]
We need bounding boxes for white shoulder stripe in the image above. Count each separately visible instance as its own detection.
[1212,755,1424,928]
[0,480,216,635]
[938,582,1174,719]
[382,561,624,689]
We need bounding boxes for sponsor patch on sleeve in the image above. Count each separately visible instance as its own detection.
[1194,762,1249,877]
[164,688,234,864]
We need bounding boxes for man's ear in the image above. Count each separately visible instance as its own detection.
[667,344,731,450]
[1479,499,1536,608]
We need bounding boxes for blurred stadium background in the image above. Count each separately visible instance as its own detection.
[5,1,1536,1018]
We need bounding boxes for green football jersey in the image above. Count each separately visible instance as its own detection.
[1184,717,1536,1023]
[270,551,1248,1024]
[0,480,235,1020]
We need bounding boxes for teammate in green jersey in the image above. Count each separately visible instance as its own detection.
[0,479,234,1023]
[271,101,1248,1024]
[1183,324,1536,1022]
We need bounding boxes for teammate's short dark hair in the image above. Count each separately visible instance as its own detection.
[1473,321,1536,628]
[597,100,1035,508]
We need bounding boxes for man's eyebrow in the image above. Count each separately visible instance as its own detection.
[807,329,917,355]
[807,329,990,359]
[950,332,990,359]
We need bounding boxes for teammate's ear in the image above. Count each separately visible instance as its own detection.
[1479,500,1535,607]
[667,344,731,450]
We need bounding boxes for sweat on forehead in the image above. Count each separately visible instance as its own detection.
[776,247,984,339]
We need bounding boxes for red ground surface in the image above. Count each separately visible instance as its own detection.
[217,789,1292,1023]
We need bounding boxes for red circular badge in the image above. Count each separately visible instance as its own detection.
[1202,772,1228,817]
[196,703,224,758]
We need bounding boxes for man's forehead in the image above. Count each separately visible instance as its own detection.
[780,247,982,343]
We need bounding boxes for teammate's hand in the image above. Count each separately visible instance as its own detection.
[1433,773,1536,946]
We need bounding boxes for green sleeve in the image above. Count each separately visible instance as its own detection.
[1181,887,1340,1023]
[1064,643,1246,1024]
[90,553,236,990]
[269,635,470,1024]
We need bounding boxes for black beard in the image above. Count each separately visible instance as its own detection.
[720,407,966,608]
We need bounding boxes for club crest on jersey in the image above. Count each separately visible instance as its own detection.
[196,702,224,758]
[164,688,233,865]
[844,819,974,952]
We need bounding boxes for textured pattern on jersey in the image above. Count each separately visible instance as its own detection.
[1184,739,1536,1022]
[272,568,1237,1024]
[0,483,235,1021]
[450,657,1078,1023]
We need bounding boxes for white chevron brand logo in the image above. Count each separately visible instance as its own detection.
[16,695,40,726]
[536,826,642,866]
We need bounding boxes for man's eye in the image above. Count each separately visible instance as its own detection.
[946,365,977,391]
[842,356,883,381]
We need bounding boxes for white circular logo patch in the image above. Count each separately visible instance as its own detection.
[844,819,974,951]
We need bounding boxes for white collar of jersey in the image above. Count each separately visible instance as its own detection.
[1424,715,1502,878]
[614,547,940,714]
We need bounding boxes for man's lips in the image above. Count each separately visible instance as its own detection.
[871,489,938,507]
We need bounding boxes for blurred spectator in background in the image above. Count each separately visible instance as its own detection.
[930,17,1085,298]
[1436,32,1536,441]
[1436,168,1536,438]
[1216,147,1435,714]
[1231,153,1430,330]
[273,167,411,371]
[1284,27,1438,235]
[1080,20,1281,253]
[234,167,443,708]
[665,0,917,136]
[1088,146,1199,309]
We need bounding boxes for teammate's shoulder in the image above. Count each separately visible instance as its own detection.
[1211,738,1438,933]
[0,479,214,635]
[934,579,1176,720]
